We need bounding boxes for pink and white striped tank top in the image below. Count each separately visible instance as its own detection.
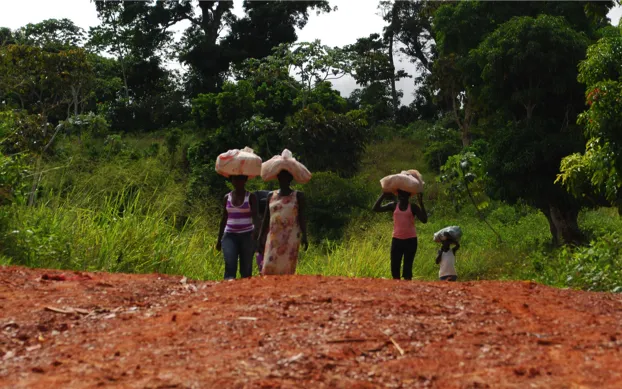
[224,192,254,234]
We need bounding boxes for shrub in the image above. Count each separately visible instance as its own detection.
[304,171,373,242]
[423,124,462,172]
[165,128,182,156]
[283,104,369,177]
[530,233,622,293]
[58,112,110,138]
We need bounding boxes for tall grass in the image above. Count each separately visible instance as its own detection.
[1,135,621,292]
[3,187,224,279]
[298,208,551,281]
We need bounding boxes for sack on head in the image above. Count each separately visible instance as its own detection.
[380,170,424,195]
[434,226,462,243]
[215,146,262,178]
[261,149,312,183]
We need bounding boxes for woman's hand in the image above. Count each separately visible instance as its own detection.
[301,234,309,251]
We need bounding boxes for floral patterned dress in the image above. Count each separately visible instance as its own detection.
[261,190,301,275]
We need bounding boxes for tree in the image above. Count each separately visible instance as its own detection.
[557,23,622,209]
[89,3,188,132]
[242,40,352,109]
[0,44,95,204]
[471,15,590,245]
[439,150,502,242]
[431,1,614,147]
[380,0,438,74]
[224,1,332,65]
[0,27,15,46]
[283,104,369,177]
[91,1,332,96]
[432,1,493,147]
[89,1,170,100]
[0,44,93,119]
[347,83,394,123]
[346,33,409,120]
[378,1,441,121]
[14,18,85,50]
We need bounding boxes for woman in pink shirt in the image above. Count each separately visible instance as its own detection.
[373,190,428,280]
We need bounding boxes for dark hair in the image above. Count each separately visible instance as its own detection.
[277,170,293,180]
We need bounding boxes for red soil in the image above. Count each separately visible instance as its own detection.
[1,266,621,388]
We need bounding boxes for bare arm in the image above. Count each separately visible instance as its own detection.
[436,249,442,265]
[297,191,308,250]
[411,193,428,223]
[249,193,259,240]
[257,193,272,254]
[452,242,460,255]
[216,195,228,251]
[372,192,396,213]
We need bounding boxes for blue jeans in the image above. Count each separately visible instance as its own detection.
[221,232,255,280]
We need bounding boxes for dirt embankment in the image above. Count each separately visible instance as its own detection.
[1,266,622,388]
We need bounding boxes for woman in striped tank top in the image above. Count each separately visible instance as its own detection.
[216,175,259,280]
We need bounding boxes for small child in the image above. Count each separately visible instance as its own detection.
[436,232,459,281]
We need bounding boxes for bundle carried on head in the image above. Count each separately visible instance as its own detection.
[433,226,462,243]
[380,169,425,195]
[261,149,312,183]
[215,146,262,178]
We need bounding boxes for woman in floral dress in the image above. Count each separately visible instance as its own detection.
[257,170,308,275]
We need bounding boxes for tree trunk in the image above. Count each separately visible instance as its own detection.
[545,203,583,246]
[541,207,559,246]
[388,4,399,119]
[450,90,471,147]
[71,85,79,117]
[198,1,232,43]
[461,128,470,148]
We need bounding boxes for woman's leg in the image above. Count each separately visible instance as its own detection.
[221,233,239,280]
[256,252,264,273]
[390,238,404,279]
[402,237,418,280]
[239,232,254,278]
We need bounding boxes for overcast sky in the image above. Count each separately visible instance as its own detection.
[1,0,621,105]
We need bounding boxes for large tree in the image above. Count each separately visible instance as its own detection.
[91,1,332,96]
[223,1,333,65]
[471,15,590,245]
[89,2,188,132]
[14,18,86,51]
[557,23,622,210]
[346,33,409,120]
[432,1,614,147]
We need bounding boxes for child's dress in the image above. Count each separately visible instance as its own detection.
[439,250,457,279]
[261,191,301,275]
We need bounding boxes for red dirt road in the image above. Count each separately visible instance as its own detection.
[1,266,621,389]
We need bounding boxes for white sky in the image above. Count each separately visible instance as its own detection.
[1,0,621,105]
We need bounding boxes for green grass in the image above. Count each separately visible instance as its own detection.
[1,135,621,293]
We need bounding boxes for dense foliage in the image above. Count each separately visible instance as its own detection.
[0,1,621,292]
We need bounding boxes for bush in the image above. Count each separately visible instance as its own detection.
[304,171,373,242]
[530,233,622,293]
[423,124,462,172]
[283,104,369,177]
[165,128,182,156]
[0,153,29,207]
[58,112,110,138]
